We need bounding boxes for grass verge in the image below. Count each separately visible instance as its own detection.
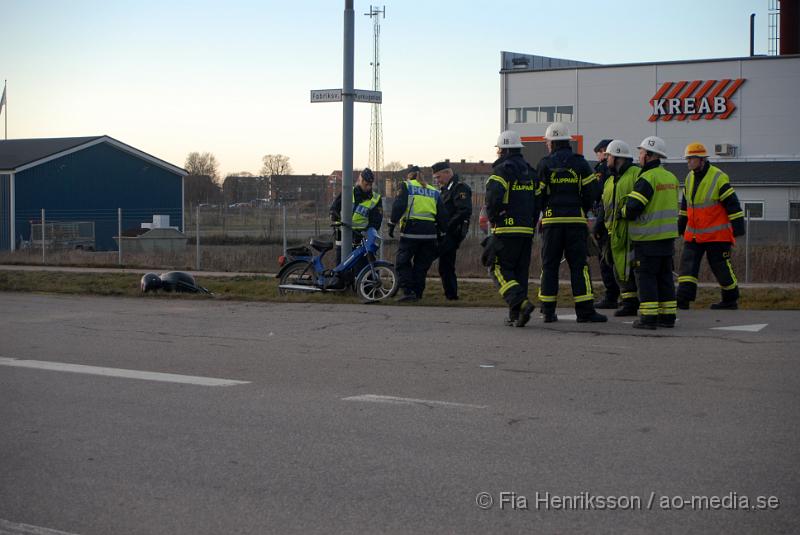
[1,270,799,309]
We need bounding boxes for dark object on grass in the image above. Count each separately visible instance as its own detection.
[158,271,211,294]
[140,273,162,293]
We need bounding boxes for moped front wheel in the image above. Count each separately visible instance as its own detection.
[278,261,315,295]
[355,261,399,302]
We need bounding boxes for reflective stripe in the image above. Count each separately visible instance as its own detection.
[679,210,688,216]
[678,275,698,284]
[719,187,735,201]
[685,222,731,235]
[493,261,507,286]
[703,170,722,205]
[574,294,594,303]
[723,259,738,289]
[621,291,638,299]
[638,208,679,224]
[541,217,587,225]
[581,175,596,186]
[582,265,592,300]
[628,191,649,205]
[488,175,508,189]
[640,301,659,316]
[538,292,557,302]
[399,233,437,239]
[499,280,519,296]
[728,211,744,220]
[629,222,677,238]
[494,226,534,234]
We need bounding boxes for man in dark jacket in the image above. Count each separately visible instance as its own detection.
[432,161,472,300]
[485,130,539,327]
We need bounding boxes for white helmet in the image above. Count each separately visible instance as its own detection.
[544,122,571,141]
[605,140,633,159]
[496,130,524,148]
[637,135,668,158]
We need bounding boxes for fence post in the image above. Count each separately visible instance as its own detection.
[196,204,201,271]
[282,204,287,256]
[118,208,123,266]
[41,208,46,265]
[745,210,751,283]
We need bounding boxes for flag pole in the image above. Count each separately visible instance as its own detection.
[4,80,6,140]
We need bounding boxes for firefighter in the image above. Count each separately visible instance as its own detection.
[485,130,538,326]
[591,139,621,309]
[676,142,745,310]
[389,166,448,302]
[329,167,383,262]
[536,122,607,323]
[619,136,680,330]
[594,140,640,316]
[432,161,473,300]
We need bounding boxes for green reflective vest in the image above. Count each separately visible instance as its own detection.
[351,190,381,230]
[603,164,640,281]
[628,165,679,242]
[402,180,439,222]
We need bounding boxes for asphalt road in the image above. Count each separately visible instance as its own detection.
[0,293,798,534]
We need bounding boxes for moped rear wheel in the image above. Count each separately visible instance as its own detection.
[356,262,399,302]
[278,261,315,295]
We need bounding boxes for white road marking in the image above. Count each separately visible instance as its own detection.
[558,314,577,321]
[711,323,768,333]
[342,394,488,409]
[0,358,250,387]
[0,518,81,535]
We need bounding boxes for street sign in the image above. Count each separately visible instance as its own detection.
[310,89,343,103]
[353,89,382,103]
[310,88,382,104]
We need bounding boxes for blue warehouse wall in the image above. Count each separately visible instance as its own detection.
[14,142,182,250]
[1,174,10,250]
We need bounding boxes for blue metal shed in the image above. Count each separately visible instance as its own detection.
[0,136,186,251]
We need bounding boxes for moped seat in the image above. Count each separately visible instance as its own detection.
[310,238,334,252]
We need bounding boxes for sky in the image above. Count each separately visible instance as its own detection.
[0,0,772,177]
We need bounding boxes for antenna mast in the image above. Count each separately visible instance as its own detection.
[365,5,385,172]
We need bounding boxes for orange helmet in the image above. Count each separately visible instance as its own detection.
[684,142,709,159]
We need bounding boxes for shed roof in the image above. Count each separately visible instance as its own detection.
[0,135,187,176]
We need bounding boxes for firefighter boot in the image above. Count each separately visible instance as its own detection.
[657,314,676,328]
[576,301,608,323]
[515,300,535,328]
[632,315,657,330]
[594,296,619,309]
[710,287,739,310]
[540,302,558,323]
[614,299,639,317]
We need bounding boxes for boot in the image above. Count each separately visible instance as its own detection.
[632,316,657,330]
[657,313,676,328]
[677,300,690,310]
[505,308,519,327]
[515,301,535,328]
[542,312,558,323]
[710,301,738,310]
[594,296,619,309]
[614,302,639,317]
[395,292,418,303]
[577,311,608,323]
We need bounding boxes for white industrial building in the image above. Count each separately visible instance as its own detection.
[499,52,800,234]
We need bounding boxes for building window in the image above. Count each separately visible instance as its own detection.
[555,105,574,122]
[522,107,539,123]
[743,202,764,219]
[790,202,800,220]
[506,108,523,124]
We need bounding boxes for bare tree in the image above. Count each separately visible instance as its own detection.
[384,160,404,172]
[260,154,292,176]
[185,152,220,182]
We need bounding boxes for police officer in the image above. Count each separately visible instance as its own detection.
[619,136,680,330]
[330,167,383,263]
[485,130,538,326]
[676,142,745,310]
[432,161,472,300]
[594,140,640,316]
[537,122,607,323]
[592,138,621,309]
[389,166,448,302]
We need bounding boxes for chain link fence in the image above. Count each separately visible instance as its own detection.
[1,200,798,283]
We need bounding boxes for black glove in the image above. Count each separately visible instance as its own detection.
[388,224,395,238]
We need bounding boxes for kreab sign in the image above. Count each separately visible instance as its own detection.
[648,79,745,122]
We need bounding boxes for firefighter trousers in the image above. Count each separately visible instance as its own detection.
[677,241,739,304]
[598,235,620,301]
[539,225,594,314]
[634,247,676,325]
[490,235,532,311]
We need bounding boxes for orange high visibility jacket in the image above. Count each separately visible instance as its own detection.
[680,164,744,244]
